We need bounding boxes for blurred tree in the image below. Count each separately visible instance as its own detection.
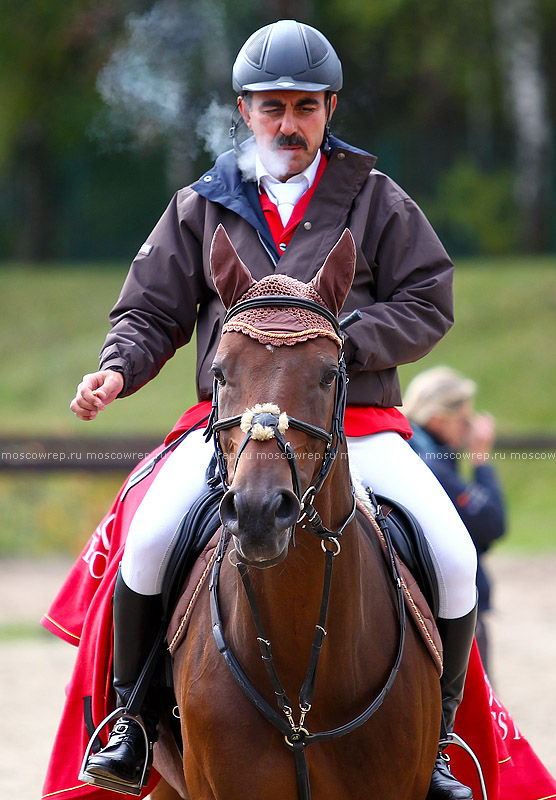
[316,0,553,253]
[426,160,517,255]
[0,0,553,259]
[93,0,233,191]
[317,0,500,161]
[491,0,552,252]
[0,1,142,259]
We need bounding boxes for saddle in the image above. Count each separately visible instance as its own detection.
[376,494,440,620]
[149,482,442,772]
[160,485,440,649]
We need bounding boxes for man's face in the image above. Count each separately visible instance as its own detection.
[239,90,337,181]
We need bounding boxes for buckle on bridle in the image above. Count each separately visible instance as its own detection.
[297,486,317,523]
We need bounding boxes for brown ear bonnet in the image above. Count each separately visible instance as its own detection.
[210,226,356,348]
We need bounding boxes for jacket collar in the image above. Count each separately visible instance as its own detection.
[192,139,277,258]
[191,135,377,260]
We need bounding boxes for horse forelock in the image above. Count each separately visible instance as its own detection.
[221,273,342,348]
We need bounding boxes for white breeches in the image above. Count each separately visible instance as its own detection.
[347,432,477,619]
[121,429,477,619]
[120,429,214,598]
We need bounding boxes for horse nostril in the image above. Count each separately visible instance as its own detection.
[220,488,299,537]
[219,490,239,534]
[274,490,300,528]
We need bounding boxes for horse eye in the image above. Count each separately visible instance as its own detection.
[321,368,338,387]
[211,366,226,386]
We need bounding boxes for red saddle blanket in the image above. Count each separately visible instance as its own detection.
[41,406,556,800]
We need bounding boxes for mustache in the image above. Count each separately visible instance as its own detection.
[273,133,308,150]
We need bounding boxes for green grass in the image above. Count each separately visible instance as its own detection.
[398,256,556,433]
[453,453,556,552]
[1,258,555,556]
[3,258,556,435]
[1,263,197,436]
[0,621,54,640]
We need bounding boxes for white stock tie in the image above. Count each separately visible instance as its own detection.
[264,180,307,226]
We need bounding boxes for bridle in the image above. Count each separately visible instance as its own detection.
[206,295,354,539]
[205,296,406,800]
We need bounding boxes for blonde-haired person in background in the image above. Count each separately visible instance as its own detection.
[404,366,507,673]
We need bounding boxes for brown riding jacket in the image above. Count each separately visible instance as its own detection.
[99,136,453,408]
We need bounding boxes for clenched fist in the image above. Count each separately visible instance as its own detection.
[70,370,124,421]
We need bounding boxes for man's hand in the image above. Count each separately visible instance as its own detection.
[70,370,124,421]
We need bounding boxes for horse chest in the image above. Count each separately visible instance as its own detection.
[174,578,438,800]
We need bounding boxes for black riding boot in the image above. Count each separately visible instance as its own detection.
[82,569,163,795]
[427,604,478,800]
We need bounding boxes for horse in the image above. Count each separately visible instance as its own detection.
[155,225,441,800]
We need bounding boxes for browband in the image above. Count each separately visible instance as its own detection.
[223,295,343,339]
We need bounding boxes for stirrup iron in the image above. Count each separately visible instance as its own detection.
[78,707,151,797]
[440,731,488,800]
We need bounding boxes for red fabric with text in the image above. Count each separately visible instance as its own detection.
[42,410,556,799]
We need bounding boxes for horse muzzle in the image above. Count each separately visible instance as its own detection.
[219,486,300,568]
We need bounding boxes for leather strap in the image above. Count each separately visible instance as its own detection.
[224,295,342,339]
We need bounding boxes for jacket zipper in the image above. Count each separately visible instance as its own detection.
[257,230,279,267]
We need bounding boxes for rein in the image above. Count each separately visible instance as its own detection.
[205,298,406,800]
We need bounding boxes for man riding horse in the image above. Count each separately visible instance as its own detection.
[72,19,478,799]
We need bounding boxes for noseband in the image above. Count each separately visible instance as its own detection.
[205,298,406,800]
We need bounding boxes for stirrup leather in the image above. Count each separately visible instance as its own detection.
[78,707,151,797]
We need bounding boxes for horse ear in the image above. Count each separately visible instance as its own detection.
[210,224,256,309]
[310,229,357,315]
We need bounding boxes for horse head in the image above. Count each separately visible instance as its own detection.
[208,224,356,568]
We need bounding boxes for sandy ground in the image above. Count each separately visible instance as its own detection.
[1,553,555,799]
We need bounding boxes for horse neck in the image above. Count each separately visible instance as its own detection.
[229,442,372,651]
[219,441,402,720]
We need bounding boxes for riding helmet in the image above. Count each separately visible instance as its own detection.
[232,20,343,93]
